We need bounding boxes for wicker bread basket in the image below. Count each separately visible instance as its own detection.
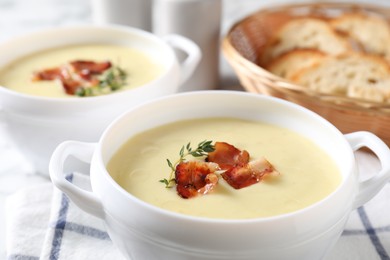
[222,2,390,146]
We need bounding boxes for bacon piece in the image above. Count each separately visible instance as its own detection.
[197,173,219,195]
[70,60,112,80]
[32,60,112,95]
[221,157,279,189]
[32,66,81,94]
[206,142,249,170]
[61,78,82,95]
[32,67,62,81]
[207,142,278,189]
[175,161,220,199]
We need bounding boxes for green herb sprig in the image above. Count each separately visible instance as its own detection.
[159,140,215,188]
[76,66,127,97]
[99,66,127,91]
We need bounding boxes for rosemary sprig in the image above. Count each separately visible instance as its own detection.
[159,140,215,188]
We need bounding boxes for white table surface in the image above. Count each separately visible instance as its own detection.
[0,0,388,259]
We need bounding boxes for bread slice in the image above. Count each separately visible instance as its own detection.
[265,49,326,79]
[347,78,390,103]
[330,13,390,59]
[291,53,390,95]
[261,18,352,64]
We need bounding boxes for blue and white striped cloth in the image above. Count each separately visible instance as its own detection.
[5,171,390,260]
[6,172,125,260]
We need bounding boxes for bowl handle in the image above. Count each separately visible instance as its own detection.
[162,34,201,85]
[345,132,390,209]
[49,140,104,219]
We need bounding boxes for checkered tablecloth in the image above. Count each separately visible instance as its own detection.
[5,172,125,260]
[5,158,390,260]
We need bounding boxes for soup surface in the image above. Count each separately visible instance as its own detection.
[107,118,341,219]
[0,44,164,98]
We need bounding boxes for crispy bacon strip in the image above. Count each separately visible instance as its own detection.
[221,157,278,189]
[70,60,111,80]
[206,142,249,170]
[175,161,220,199]
[32,60,111,95]
[61,78,82,95]
[32,67,62,81]
[207,142,278,189]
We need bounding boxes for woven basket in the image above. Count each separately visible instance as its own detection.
[222,2,390,146]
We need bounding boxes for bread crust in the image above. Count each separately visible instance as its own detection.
[291,53,390,95]
[330,13,390,59]
[265,49,326,80]
[261,18,352,65]
[258,11,390,103]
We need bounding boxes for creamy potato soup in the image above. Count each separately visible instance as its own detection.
[0,44,164,98]
[107,118,341,219]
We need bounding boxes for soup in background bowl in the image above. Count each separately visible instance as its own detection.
[0,44,164,98]
[0,24,201,174]
[50,91,390,260]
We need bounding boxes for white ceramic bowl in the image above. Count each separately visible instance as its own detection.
[50,91,390,260]
[0,25,201,175]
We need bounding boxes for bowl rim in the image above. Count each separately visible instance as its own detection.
[0,23,177,104]
[95,90,355,224]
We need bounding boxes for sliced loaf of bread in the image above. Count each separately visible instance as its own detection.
[330,13,390,59]
[265,49,326,79]
[261,18,352,64]
[347,78,390,103]
[291,53,390,95]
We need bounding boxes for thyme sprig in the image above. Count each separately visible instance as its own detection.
[100,66,127,91]
[76,66,127,97]
[159,140,215,188]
